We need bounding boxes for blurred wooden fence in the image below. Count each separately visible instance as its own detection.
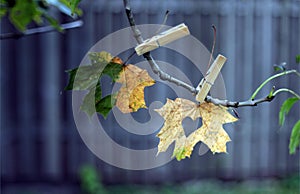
[1,0,300,187]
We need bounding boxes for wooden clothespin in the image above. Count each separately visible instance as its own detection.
[135,23,190,56]
[195,54,227,103]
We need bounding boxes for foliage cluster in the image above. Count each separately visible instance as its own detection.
[0,0,81,31]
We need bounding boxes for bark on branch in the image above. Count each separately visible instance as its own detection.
[206,96,275,107]
[0,20,83,40]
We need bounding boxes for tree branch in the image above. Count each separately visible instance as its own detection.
[205,95,275,107]
[0,20,83,40]
[123,0,197,94]
[122,0,282,109]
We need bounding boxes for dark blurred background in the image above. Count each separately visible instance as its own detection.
[1,0,300,194]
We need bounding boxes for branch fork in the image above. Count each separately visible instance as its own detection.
[123,0,278,108]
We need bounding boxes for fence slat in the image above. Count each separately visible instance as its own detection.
[259,0,273,176]
[240,0,254,178]
[276,1,290,176]
[218,0,236,178]
[40,32,62,179]
[17,37,37,178]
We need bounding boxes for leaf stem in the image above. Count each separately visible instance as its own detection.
[250,70,300,100]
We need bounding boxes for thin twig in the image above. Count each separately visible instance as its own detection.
[273,88,300,99]
[206,25,216,71]
[122,0,286,108]
[153,10,170,35]
[0,20,83,40]
[250,69,300,100]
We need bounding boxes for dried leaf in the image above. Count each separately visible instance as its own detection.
[65,51,154,117]
[186,102,238,155]
[116,65,155,113]
[155,98,238,160]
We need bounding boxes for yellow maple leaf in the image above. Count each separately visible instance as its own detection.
[116,65,155,113]
[155,98,238,160]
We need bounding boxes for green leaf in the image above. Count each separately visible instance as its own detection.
[172,147,187,161]
[289,120,300,154]
[88,52,123,81]
[58,0,82,16]
[95,94,116,119]
[296,55,300,64]
[9,0,42,31]
[88,52,113,66]
[0,8,7,19]
[65,68,78,90]
[65,52,114,90]
[268,86,275,98]
[279,97,299,126]
[273,65,286,72]
[65,51,123,118]
[273,62,286,72]
[80,83,102,117]
[0,1,7,19]
[78,81,117,119]
[102,62,124,82]
[65,65,103,90]
[69,0,81,15]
